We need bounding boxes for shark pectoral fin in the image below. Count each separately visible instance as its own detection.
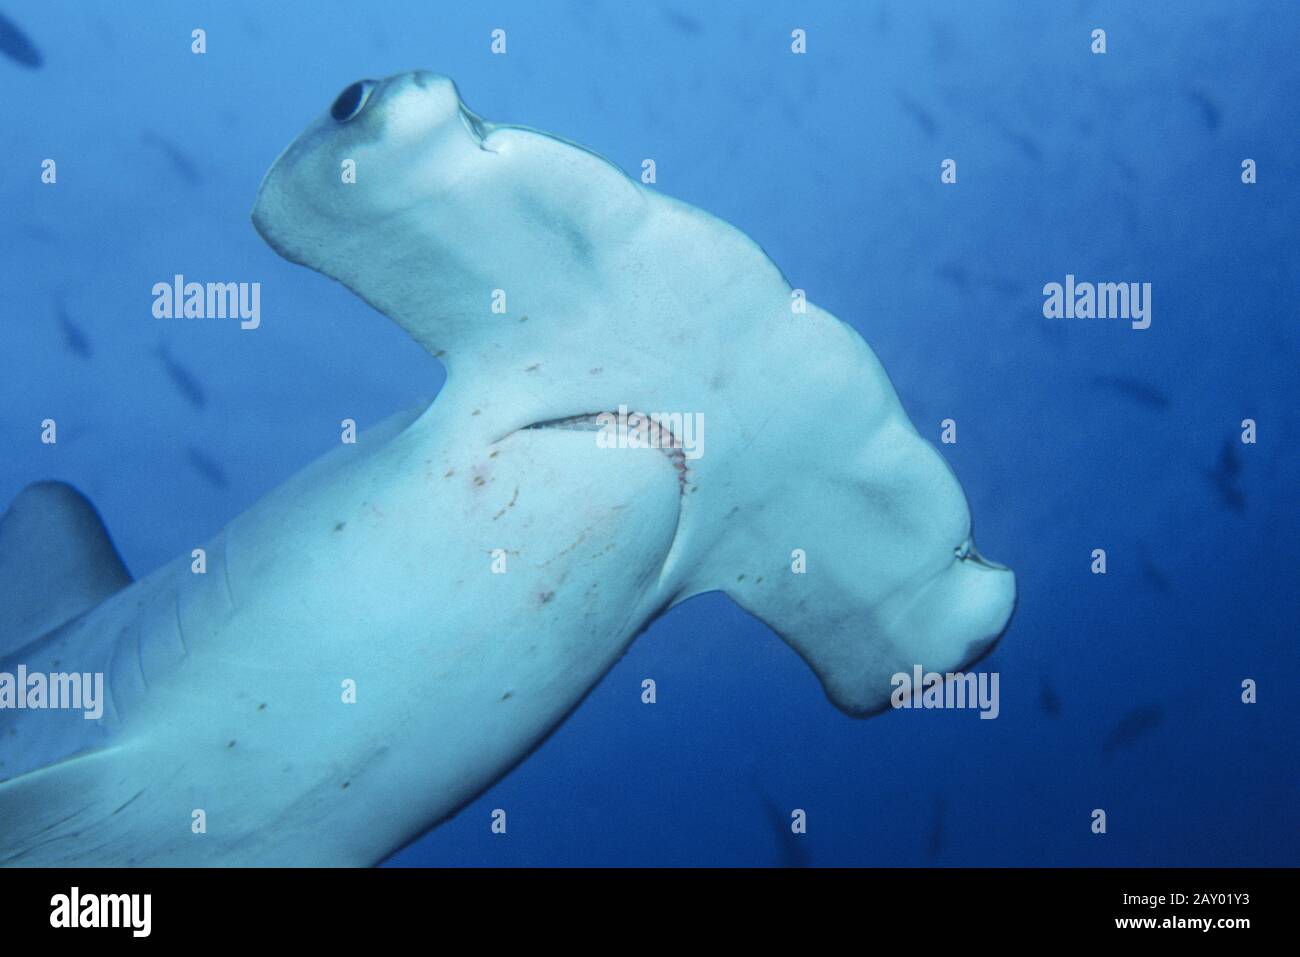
[0,481,132,657]
[0,743,142,866]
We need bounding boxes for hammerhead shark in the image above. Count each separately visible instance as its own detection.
[0,72,1015,865]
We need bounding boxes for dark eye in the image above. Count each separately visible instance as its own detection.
[330,80,374,122]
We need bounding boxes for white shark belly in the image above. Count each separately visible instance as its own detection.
[1,408,683,866]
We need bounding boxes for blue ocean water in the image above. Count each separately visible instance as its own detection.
[1,0,1296,866]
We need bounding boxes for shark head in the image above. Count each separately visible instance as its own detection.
[252,71,645,359]
[252,71,1016,717]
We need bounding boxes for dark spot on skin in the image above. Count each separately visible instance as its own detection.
[756,576,763,583]
[444,468,455,478]
[590,367,602,374]
[433,349,446,358]
[227,740,237,749]
[559,221,595,263]
[472,409,481,416]
[539,591,555,605]
[258,703,267,711]
[341,781,350,790]
[501,691,513,701]
[524,363,540,372]
[473,476,485,487]
[51,659,60,668]
[494,486,519,520]
[737,574,746,581]
[334,521,346,532]
[518,314,529,322]
[489,450,499,458]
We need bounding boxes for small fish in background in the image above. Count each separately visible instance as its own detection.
[996,124,1044,163]
[56,303,92,359]
[986,275,1024,298]
[780,98,804,130]
[1039,676,1061,718]
[156,343,207,410]
[1205,437,1246,513]
[1186,88,1222,132]
[659,6,702,35]
[0,10,42,69]
[1102,705,1164,755]
[935,263,1022,298]
[238,13,264,42]
[1111,155,1142,184]
[935,262,970,290]
[928,19,958,64]
[896,90,939,137]
[90,15,117,52]
[1089,374,1171,411]
[758,794,812,868]
[186,446,229,490]
[926,794,945,862]
[22,223,57,243]
[140,130,203,186]
[1213,436,1243,480]
[1137,546,1173,594]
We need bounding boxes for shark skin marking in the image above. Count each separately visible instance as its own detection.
[0,73,1014,866]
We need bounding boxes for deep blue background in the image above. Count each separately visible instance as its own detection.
[1,1,1296,866]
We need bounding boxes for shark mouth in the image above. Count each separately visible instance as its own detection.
[522,411,690,491]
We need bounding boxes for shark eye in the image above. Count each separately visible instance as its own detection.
[330,80,374,122]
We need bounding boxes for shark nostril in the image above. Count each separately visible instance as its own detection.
[954,537,1009,571]
[458,106,488,142]
[330,80,374,122]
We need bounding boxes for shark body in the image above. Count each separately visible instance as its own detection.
[0,73,1014,865]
